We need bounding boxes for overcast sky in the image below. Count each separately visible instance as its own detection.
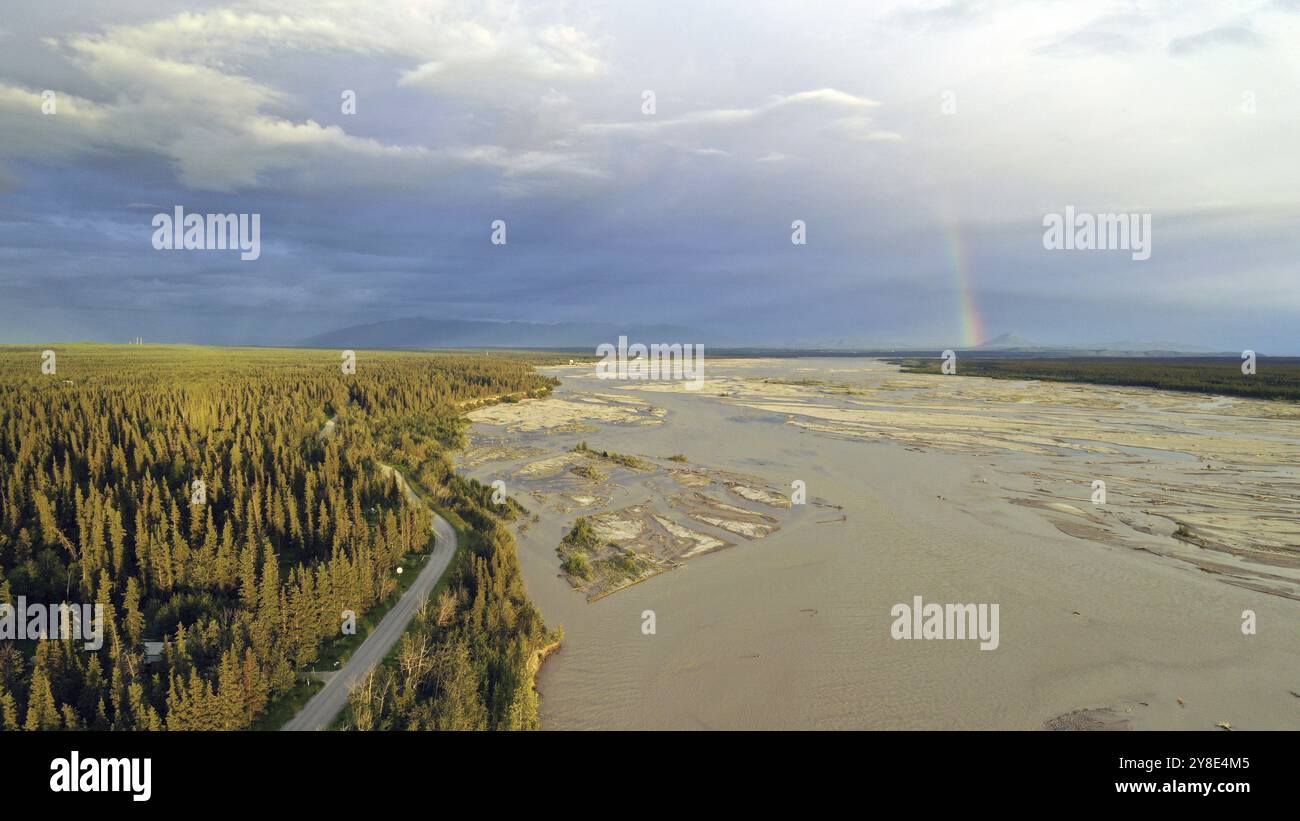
[1,0,1297,350]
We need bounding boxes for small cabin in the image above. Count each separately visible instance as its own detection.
[143,640,165,663]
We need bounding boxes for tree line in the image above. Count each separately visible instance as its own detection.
[342,419,560,730]
[896,356,1300,402]
[0,345,554,730]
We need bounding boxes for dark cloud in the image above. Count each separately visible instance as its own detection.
[0,1,1297,352]
[1036,14,1148,57]
[1169,25,1261,56]
[890,0,991,31]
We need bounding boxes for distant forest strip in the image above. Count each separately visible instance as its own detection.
[0,344,556,730]
[893,356,1300,402]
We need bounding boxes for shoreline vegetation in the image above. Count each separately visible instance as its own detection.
[0,344,563,731]
[338,445,562,730]
[893,356,1300,402]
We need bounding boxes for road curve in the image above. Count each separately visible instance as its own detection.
[282,464,458,731]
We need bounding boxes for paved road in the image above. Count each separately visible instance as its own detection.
[282,464,457,731]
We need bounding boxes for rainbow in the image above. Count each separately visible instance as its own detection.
[944,222,984,348]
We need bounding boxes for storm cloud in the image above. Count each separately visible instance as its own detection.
[0,0,1296,351]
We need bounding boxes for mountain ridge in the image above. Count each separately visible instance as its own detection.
[301,317,707,349]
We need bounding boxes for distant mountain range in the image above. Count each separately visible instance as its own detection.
[300,318,706,350]
[972,332,1218,355]
[974,332,1036,349]
[299,318,1231,356]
